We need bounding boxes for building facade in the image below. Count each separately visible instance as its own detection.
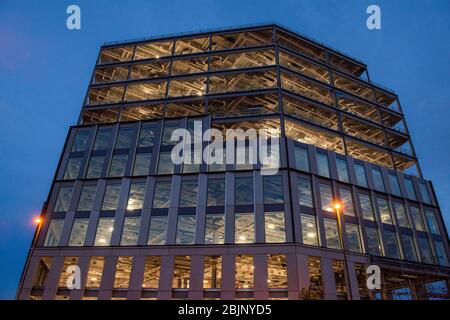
[17,24,450,300]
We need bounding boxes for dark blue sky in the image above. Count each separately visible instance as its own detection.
[0,0,449,299]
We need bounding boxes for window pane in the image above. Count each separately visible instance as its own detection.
[63,157,82,180]
[268,254,287,289]
[235,177,253,205]
[301,214,318,246]
[77,185,97,211]
[365,227,382,256]
[336,158,349,182]
[114,256,133,289]
[102,184,121,210]
[316,152,330,177]
[359,194,374,220]
[115,127,134,149]
[389,174,401,196]
[86,257,104,288]
[417,238,434,264]
[138,124,156,147]
[109,154,128,177]
[161,123,179,145]
[345,224,361,253]
[142,256,161,289]
[401,234,417,262]
[153,181,171,208]
[377,198,392,224]
[235,255,253,289]
[410,206,425,231]
[419,182,431,204]
[298,178,313,208]
[404,177,416,200]
[207,178,225,206]
[235,212,254,244]
[157,152,174,174]
[44,219,64,247]
[324,219,341,249]
[179,180,198,207]
[172,256,191,289]
[203,256,222,289]
[372,168,385,192]
[425,210,440,235]
[294,146,310,172]
[68,218,89,246]
[263,176,284,204]
[205,214,225,244]
[384,231,400,259]
[86,156,104,178]
[433,241,449,267]
[147,215,168,245]
[264,212,286,243]
[120,217,141,246]
[71,130,90,152]
[354,164,368,187]
[93,127,112,150]
[94,218,114,246]
[127,182,146,210]
[54,186,73,212]
[176,215,196,245]
[319,183,333,212]
[58,257,79,288]
[394,202,409,228]
[133,153,151,176]
[339,189,355,216]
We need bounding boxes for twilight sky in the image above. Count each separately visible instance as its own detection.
[0,0,449,299]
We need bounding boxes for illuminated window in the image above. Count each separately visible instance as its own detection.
[68,218,89,246]
[120,217,141,246]
[409,206,425,231]
[332,260,347,298]
[263,175,284,204]
[306,256,323,299]
[324,219,341,249]
[152,181,171,208]
[267,254,287,289]
[63,157,82,180]
[235,212,254,244]
[172,256,191,289]
[54,186,73,212]
[71,130,90,152]
[134,40,173,60]
[203,256,222,289]
[359,194,374,220]
[298,178,313,208]
[425,210,440,235]
[109,154,128,177]
[319,183,333,212]
[86,156,104,178]
[85,257,104,288]
[365,227,382,256]
[316,152,330,178]
[142,256,161,289]
[33,257,52,288]
[339,188,355,216]
[345,224,361,253]
[127,182,146,210]
[176,215,196,245]
[235,255,254,289]
[147,215,168,245]
[235,177,253,205]
[384,231,400,259]
[58,257,79,288]
[133,153,151,176]
[394,202,409,228]
[44,219,64,247]
[264,211,286,243]
[179,179,198,207]
[102,183,121,210]
[77,185,97,211]
[204,214,225,244]
[94,217,114,246]
[114,256,133,289]
[207,178,225,206]
[377,198,392,224]
[301,214,318,246]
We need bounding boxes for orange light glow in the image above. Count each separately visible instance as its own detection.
[334,203,341,210]
[34,217,43,224]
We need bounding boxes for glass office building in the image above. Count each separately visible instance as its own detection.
[17,24,450,300]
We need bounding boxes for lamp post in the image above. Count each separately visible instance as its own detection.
[334,202,353,300]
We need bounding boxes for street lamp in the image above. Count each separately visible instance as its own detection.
[333,201,353,300]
